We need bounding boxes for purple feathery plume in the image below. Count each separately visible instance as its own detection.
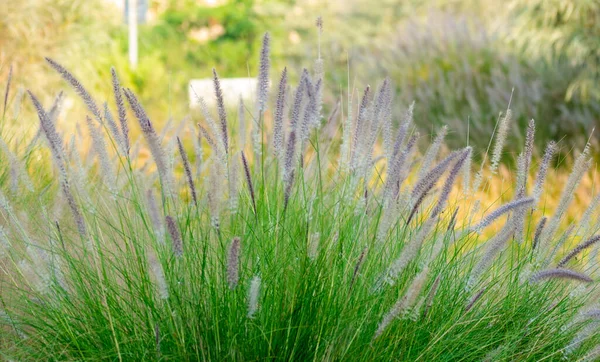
[212,68,229,154]
[111,67,129,155]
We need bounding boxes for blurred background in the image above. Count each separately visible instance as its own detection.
[1,0,599,153]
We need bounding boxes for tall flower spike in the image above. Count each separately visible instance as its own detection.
[299,76,318,151]
[529,268,592,283]
[177,137,197,206]
[147,189,164,244]
[408,150,462,223]
[229,153,240,212]
[557,235,600,267]
[391,102,414,159]
[212,68,229,154]
[532,216,547,250]
[27,91,69,184]
[532,141,557,203]
[26,91,65,154]
[490,109,512,174]
[350,86,370,171]
[227,237,241,289]
[423,275,441,318]
[241,152,257,217]
[197,123,221,159]
[350,247,368,290]
[362,78,390,176]
[3,65,12,117]
[517,119,535,197]
[273,67,288,163]
[465,287,486,312]
[538,145,590,255]
[247,275,261,318]
[45,58,103,124]
[238,95,246,149]
[207,161,224,230]
[256,32,271,114]
[384,217,436,287]
[193,91,226,156]
[430,147,472,219]
[148,252,169,300]
[471,197,535,234]
[283,129,297,183]
[290,70,308,131]
[165,215,183,257]
[123,88,173,195]
[468,223,516,288]
[111,67,129,155]
[103,103,125,154]
[316,16,323,59]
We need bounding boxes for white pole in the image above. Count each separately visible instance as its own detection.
[128,0,138,69]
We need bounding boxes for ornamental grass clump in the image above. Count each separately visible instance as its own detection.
[2,28,600,361]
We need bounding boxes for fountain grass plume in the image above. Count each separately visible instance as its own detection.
[197,123,222,160]
[241,151,257,217]
[557,235,600,267]
[490,109,512,174]
[465,287,486,312]
[111,67,129,155]
[529,268,593,283]
[3,64,12,118]
[165,215,183,257]
[273,67,288,162]
[212,69,229,154]
[148,252,169,300]
[408,150,462,223]
[533,141,557,203]
[383,132,419,203]
[227,237,241,289]
[256,32,271,114]
[146,189,164,243]
[124,88,173,195]
[430,147,471,219]
[423,275,441,318]
[103,103,125,154]
[471,197,535,234]
[532,216,547,250]
[177,137,197,206]
[247,275,261,318]
[45,58,103,125]
[238,95,246,150]
[289,70,308,144]
[350,246,368,290]
[350,86,371,172]
[538,145,590,255]
[391,102,414,159]
[299,74,317,149]
[228,153,240,212]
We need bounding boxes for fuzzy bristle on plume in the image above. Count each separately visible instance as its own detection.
[273,67,288,162]
[45,58,103,125]
[529,268,592,283]
[177,137,197,206]
[212,69,229,154]
[227,237,241,289]
[110,68,129,155]
[123,88,173,195]
[256,32,271,114]
[165,216,183,257]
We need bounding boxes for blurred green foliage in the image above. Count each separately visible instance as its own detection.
[507,0,600,102]
[2,0,599,152]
